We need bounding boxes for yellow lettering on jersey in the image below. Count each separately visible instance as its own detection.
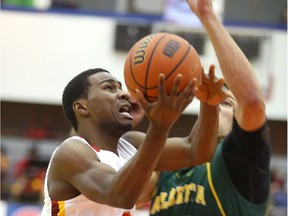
[184,183,196,203]
[150,196,161,215]
[167,188,176,207]
[175,186,184,204]
[195,185,206,206]
[150,183,206,215]
[160,192,168,209]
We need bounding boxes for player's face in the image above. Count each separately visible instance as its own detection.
[85,72,134,133]
[218,90,236,139]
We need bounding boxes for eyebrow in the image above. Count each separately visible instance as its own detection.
[98,79,122,88]
[225,95,236,103]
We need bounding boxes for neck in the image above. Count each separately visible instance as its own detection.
[78,128,121,154]
[76,118,131,154]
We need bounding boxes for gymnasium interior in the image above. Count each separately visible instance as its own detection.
[1,0,287,215]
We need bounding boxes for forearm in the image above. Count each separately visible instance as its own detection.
[136,171,160,207]
[152,103,219,171]
[190,102,219,164]
[201,13,263,107]
[109,124,169,208]
[201,12,266,130]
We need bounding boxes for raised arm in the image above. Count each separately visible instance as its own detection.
[186,0,270,204]
[186,0,266,131]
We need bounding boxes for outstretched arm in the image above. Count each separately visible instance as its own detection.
[186,0,270,204]
[186,0,266,130]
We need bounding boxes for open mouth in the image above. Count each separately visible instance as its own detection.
[119,104,133,119]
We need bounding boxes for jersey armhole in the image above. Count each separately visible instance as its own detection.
[206,162,227,216]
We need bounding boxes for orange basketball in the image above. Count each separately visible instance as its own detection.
[124,32,202,102]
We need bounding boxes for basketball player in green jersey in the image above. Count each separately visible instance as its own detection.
[137,0,271,215]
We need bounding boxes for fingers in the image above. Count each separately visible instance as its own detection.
[208,64,215,79]
[144,73,197,107]
[180,78,197,101]
[158,73,184,100]
[216,78,226,88]
[136,89,149,110]
[170,74,183,99]
[157,74,166,101]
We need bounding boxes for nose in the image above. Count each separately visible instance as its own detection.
[218,105,222,111]
[118,90,130,101]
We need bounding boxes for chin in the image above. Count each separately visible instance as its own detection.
[120,123,132,133]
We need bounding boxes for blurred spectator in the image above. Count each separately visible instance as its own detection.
[269,167,287,216]
[10,145,47,203]
[1,146,11,200]
[14,146,38,179]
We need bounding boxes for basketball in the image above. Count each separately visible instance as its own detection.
[124,32,202,102]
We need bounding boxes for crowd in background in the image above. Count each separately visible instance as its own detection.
[1,145,47,204]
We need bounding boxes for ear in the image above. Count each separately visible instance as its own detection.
[73,100,88,116]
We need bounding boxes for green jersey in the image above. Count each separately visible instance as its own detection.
[150,144,270,216]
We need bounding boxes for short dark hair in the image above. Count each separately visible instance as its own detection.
[62,68,109,132]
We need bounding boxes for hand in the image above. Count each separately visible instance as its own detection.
[136,74,198,129]
[186,0,215,21]
[195,65,228,106]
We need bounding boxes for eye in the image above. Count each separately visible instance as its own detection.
[103,83,115,91]
[101,81,122,92]
[221,100,233,107]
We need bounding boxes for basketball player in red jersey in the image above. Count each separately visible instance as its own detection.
[41,66,227,215]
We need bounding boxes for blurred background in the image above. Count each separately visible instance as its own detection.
[1,0,287,215]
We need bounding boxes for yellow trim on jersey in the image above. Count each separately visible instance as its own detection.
[264,205,271,216]
[58,201,65,216]
[206,162,227,216]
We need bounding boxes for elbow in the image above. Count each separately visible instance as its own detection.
[243,94,266,118]
[240,94,266,130]
[245,90,265,108]
[103,198,135,210]
[110,194,136,210]
[120,198,137,209]
[204,151,215,163]
[89,191,136,210]
[192,144,216,165]
[118,201,135,210]
[188,134,217,166]
[195,152,214,165]
[246,92,265,107]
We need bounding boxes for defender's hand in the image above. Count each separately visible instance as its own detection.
[195,65,228,106]
[186,0,214,21]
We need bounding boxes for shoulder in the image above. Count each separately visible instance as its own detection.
[52,136,99,167]
[121,131,146,149]
[58,136,89,153]
[48,136,101,181]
